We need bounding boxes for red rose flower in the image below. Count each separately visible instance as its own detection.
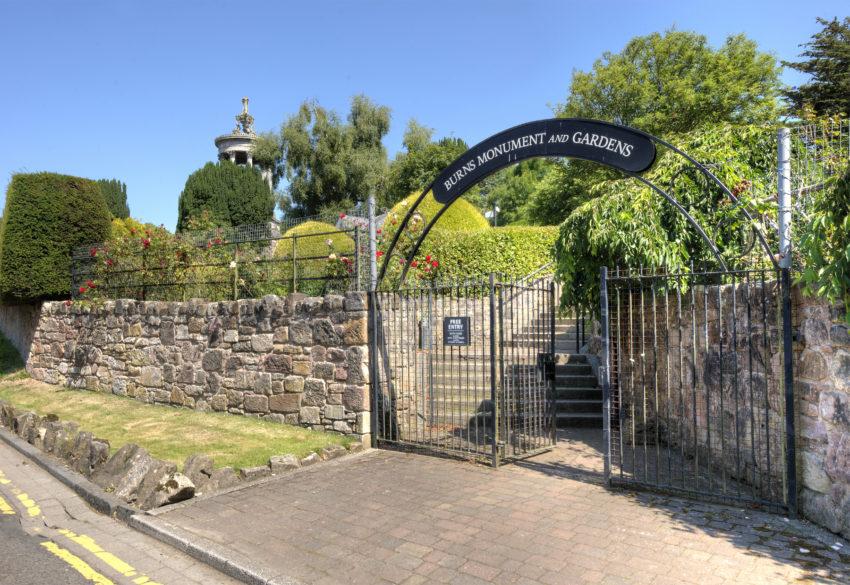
[142,238,151,249]
[376,250,384,258]
[411,260,418,268]
[90,247,98,257]
[425,255,431,263]
[431,260,439,268]
[78,286,87,294]
[339,213,346,219]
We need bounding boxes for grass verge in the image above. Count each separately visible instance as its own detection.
[0,379,354,470]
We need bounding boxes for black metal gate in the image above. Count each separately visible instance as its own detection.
[369,273,556,465]
[599,266,796,512]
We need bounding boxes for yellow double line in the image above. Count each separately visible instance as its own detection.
[0,467,163,585]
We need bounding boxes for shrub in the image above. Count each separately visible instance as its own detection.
[425,226,557,278]
[272,221,356,295]
[388,191,490,233]
[177,161,275,231]
[96,178,130,218]
[798,165,850,314]
[0,173,112,301]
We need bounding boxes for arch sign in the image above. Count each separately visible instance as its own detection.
[433,119,656,204]
[378,117,775,285]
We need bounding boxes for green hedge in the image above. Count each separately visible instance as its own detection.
[272,221,355,295]
[424,226,557,278]
[0,173,112,301]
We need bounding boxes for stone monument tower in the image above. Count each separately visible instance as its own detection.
[214,97,273,189]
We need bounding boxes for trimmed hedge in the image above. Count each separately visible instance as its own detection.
[424,226,557,278]
[177,161,275,231]
[273,221,355,295]
[389,191,490,232]
[0,173,112,301]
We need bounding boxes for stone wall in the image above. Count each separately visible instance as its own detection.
[25,293,370,441]
[595,282,850,539]
[795,294,850,538]
[0,301,43,361]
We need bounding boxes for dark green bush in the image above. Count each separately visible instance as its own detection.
[177,161,275,231]
[0,173,112,301]
[96,178,130,218]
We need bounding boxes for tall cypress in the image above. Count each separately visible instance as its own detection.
[96,178,131,218]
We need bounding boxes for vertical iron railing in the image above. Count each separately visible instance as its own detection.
[370,273,556,465]
[602,266,792,512]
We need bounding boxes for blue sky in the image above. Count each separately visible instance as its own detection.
[0,0,845,229]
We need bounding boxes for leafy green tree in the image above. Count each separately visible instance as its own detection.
[250,131,284,188]
[280,95,390,216]
[176,161,275,231]
[473,159,553,225]
[384,120,468,207]
[96,178,130,218]
[0,173,112,301]
[783,17,850,117]
[560,30,782,135]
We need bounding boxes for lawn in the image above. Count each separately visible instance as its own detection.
[0,336,353,471]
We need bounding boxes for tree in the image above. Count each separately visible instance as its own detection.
[176,161,275,231]
[783,17,850,117]
[250,131,284,188]
[280,95,390,216]
[384,120,469,207]
[473,159,552,225]
[0,173,112,301]
[96,178,130,218]
[560,30,782,135]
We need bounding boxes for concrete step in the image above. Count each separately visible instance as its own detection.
[556,412,603,428]
[555,387,601,400]
[555,363,593,375]
[556,374,599,387]
[555,399,602,413]
[554,354,589,365]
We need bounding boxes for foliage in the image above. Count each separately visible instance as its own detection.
[554,124,777,314]
[559,30,782,136]
[472,159,554,225]
[280,95,390,216]
[110,217,157,239]
[388,191,490,233]
[0,173,111,301]
[176,160,275,231]
[96,178,130,218]
[250,131,284,188]
[384,120,469,207]
[426,227,558,278]
[273,221,356,295]
[798,166,850,314]
[783,17,850,118]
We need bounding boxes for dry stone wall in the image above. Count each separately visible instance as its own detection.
[26,293,370,441]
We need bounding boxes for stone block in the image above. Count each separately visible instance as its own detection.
[300,452,320,466]
[313,361,335,380]
[269,454,300,474]
[289,321,313,345]
[263,354,292,374]
[210,393,228,412]
[344,292,366,312]
[269,393,301,413]
[332,420,352,433]
[183,454,214,493]
[202,349,225,372]
[140,471,194,510]
[324,404,345,420]
[303,378,326,406]
[342,318,368,345]
[300,406,321,425]
[206,467,241,492]
[244,394,269,413]
[292,360,311,376]
[800,351,828,381]
[803,451,832,493]
[343,385,368,412]
[284,375,305,393]
[319,445,347,460]
[251,334,274,353]
[312,320,341,346]
[240,466,271,482]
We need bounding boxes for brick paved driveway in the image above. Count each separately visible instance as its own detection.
[156,430,849,584]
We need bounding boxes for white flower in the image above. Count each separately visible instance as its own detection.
[326,238,334,247]
[229,261,237,269]
[328,253,337,260]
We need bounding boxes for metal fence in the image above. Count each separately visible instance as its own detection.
[600,266,790,511]
[370,273,556,465]
[72,223,365,301]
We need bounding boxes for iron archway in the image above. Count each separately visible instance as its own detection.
[377,118,777,286]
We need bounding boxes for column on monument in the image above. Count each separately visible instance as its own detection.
[229,152,236,163]
[247,154,253,167]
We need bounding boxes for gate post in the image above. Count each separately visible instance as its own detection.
[781,267,798,516]
[600,267,611,484]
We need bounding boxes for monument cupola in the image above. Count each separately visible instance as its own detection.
[214,97,272,188]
